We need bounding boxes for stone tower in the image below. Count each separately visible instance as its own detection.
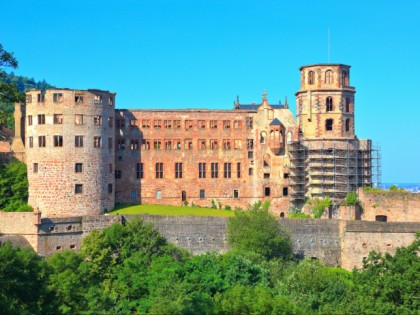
[23,89,116,217]
[296,64,355,139]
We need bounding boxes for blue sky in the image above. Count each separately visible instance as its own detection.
[1,0,419,183]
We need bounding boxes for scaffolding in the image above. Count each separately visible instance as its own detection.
[288,139,381,208]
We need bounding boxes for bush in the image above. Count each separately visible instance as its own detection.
[345,192,358,206]
[224,205,232,211]
[183,200,188,206]
[211,199,217,209]
[288,213,311,219]
[307,197,332,218]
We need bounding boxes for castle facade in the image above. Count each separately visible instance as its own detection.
[12,64,373,217]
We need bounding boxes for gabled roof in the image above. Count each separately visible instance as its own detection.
[269,118,284,126]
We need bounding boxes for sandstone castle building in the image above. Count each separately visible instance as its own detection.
[11,64,375,218]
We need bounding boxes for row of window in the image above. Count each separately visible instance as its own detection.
[116,117,254,130]
[26,93,114,106]
[28,136,103,148]
[325,118,352,132]
[28,114,113,127]
[325,97,352,113]
[132,138,254,151]
[307,70,349,86]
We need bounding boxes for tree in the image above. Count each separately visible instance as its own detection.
[0,159,29,211]
[227,201,292,260]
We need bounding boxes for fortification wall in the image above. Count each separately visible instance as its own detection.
[0,211,39,250]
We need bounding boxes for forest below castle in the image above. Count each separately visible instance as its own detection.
[1,207,419,315]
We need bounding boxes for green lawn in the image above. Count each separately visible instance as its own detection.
[108,204,235,216]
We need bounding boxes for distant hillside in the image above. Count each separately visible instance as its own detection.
[0,73,54,130]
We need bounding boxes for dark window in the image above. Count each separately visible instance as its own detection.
[223,120,231,129]
[164,120,172,128]
[53,93,63,102]
[341,70,348,86]
[233,189,239,199]
[75,163,83,173]
[325,119,333,131]
[175,162,183,179]
[154,120,162,129]
[237,163,241,178]
[199,163,206,178]
[130,139,139,150]
[75,95,83,103]
[249,168,253,176]
[37,93,44,102]
[54,114,63,124]
[108,184,112,194]
[94,115,102,125]
[28,136,33,148]
[264,187,271,197]
[211,163,218,178]
[75,136,84,147]
[210,120,218,129]
[136,163,144,179]
[33,163,38,173]
[75,184,83,194]
[131,191,136,200]
[248,151,253,159]
[345,119,351,132]
[246,139,254,150]
[94,136,101,148]
[182,190,187,202]
[246,117,253,129]
[28,115,33,125]
[116,119,125,128]
[345,98,351,113]
[116,139,125,150]
[283,187,288,196]
[308,71,315,85]
[154,139,162,150]
[326,97,333,112]
[280,212,285,218]
[38,114,45,125]
[375,215,387,222]
[156,163,163,178]
[185,120,193,130]
[200,189,205,199]
[54,135,63,147]
[109,163,113,174]
[38,136,46,147]
[26,94,32,103]
[284,173,289,179]
[224,163,232,178]
[115,170,122,179]
[108,137,113,149]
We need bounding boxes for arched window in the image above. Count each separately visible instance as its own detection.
[326,97,333,112]
[325,119,333,131]
[325,70,333,84]
[341,71,348,86]
[308,71,315,85]
[345,118,351,132]
[345,97,351,113]
[260,131,267,144]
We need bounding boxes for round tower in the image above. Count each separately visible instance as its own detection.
[295,64,355,139]
[24,88,115,217]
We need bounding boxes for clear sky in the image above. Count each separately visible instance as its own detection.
[1,0,419,183]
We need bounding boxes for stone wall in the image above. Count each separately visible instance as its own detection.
[0,211,40,250]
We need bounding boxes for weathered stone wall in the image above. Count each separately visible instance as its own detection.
[0,211,39,250]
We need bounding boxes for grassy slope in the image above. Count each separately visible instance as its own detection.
[108,204,234,216]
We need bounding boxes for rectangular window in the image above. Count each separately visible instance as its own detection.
[223,120,231,129]
[249,168,253,176]
[38,114,45,125]
[264,187,271,197]
[175,162,183,179]
[28,115,33,126]
[109,163,113,174]
[108,184,112,194]
[211,163,218,178]
[198,120,206,129]
[38,136,46,147]
[326,119,333,131]
[224,163,232,178]
[154,139,162,150]
[142,119,150,128]
[33,163,38,173]
[185,120,193,130]
[246,117,253,129]
[75,136,84,147]
[156,163,163,178]
[37,93,44,102]
[198,139,206,150]
[108,137,113,149]
[94,115,102,126]
[117,139,125,150]
[75,94,83,103]
[136,163,144,179]
[233,189,239,199]
[234,139,242,150]
[130,139,139,150]
[173,120,181,129]
[237,163,241,178]
[200,189,205,199]
[75,184,83,194]
[174,139,181,150]
[185,139,193,150]
[131,191,137,200]
[234,120,242,129]
[54,135,63,147]
[199,163,206,178]
[210,139,218,150]
[156,190,162,200]
[130,119,136,127]
[142,139,151,150]
[28,136,33,148]
[54,114,63,124]
[164,139,172,150]
[283,187,289,196]
[154,120,162,129]
[94,95,102,104]
[246,139,254,150]
[94,136,101,148]
[75,114,84,125]
[108,97,113,106]
[108,117,113,128]
[26,94,32,103]
[75,163,83,173]
[164,120,172,128]
[248,151,253,159]
[115,170,122,179]
[116,119,125,128]
[284,173,289,179]
[53,93,63,102]
[223,140,231,150]
[210,120,218,129]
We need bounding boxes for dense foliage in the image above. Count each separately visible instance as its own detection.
[0,159,30,212]
[0,215,418,314]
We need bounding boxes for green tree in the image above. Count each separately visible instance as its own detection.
[227,201,292,260]
[0,159,29,211]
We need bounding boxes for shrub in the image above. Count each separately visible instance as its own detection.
[211,199,217,209]
[183,200,188,206]
[288,213,311,219]
[345,192,358,206]
[308,197,332,219]
[225,205,232,211]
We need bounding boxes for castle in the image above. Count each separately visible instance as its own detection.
[11,63,375,217]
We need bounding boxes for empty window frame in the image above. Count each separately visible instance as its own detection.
[54,135,63,147]
[210,139,218,150]
[130,139,139,150]
[200,189,205,199]
[164,139,172,150]
[223,120,231,129]
[75,184,83,194]
[249,168,253,176]
[75,114,84,125]
[174,139,181,150]
[325,119,333,131]
[198,120,206,129]
[264,187,271,197]
[164,120,172,128]
[375,215,387,222]
[75,163,83,173]
[28,136,33,148]
[175,162,183,179]
[116,119,125,128]
[237,162,241,178]
[108,96,113,106]
[233,189,239,199]
[326,97,333,112]
[185,120,193,130]
[233,120,242,129]
[142,119,150,128]
[185,139,193,150]
[154,139,162,150]
[136,163,144,179]
[75,136,84,147]
[115,170,122,179]
[173,120,181,128]
[94,136,101,148]
[341,70,348,86]
[142,139,151,150]
[37,93,45,102]
[75,94,83,103]
[28,115,33,126]
[198,139,206,150]
[246,117,253,129]
[117,139,125,150]
[345,97,351,113]
[156,163,163,178]
[234,139,242,150]
[94,95,102,104]
[308,71,315,85]
[94,115,102,126]
[26,94,32,103]
[223,140,231,150]
[248,151,253,159]
[211,163,218,178]
[210,120,218,129]
[325,70,333,84]
[130,119,136,127]
[53,93,63,102]
[345,118,351,132]
[224,163,232,178]
[54,114,63,124]
[154,120,162,129]
[38,114,45,125]
[246,139,254,150]
[33,163,38,173]
[199,163,206,178]
[283,187,288,196]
